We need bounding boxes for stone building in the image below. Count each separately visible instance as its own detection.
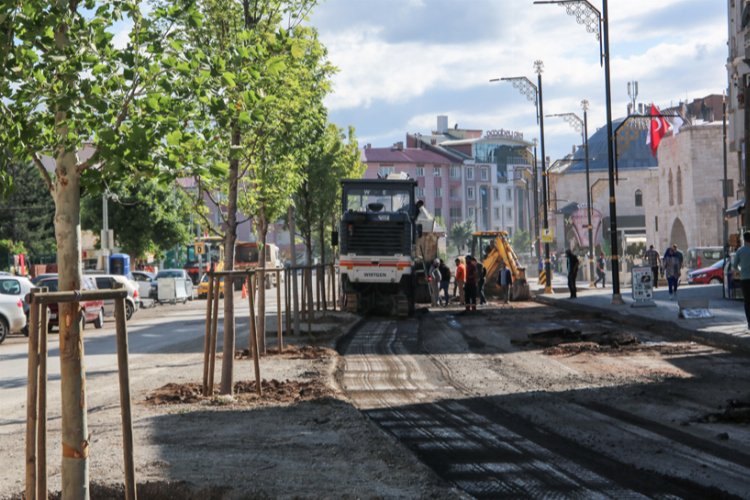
[644,121,740,253]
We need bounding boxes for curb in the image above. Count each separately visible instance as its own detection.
[534,294,750,356]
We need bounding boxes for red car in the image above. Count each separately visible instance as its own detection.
[687,259,725,285]
[37,276,105,330]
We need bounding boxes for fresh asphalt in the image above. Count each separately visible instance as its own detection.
[533,278,750,355]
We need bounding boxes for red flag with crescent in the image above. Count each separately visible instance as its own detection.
[648,103,670,157]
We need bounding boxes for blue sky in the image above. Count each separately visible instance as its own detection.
[308,0,728,162]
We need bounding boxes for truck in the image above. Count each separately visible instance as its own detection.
[235,241,281,289]
[471,231,531,301]
[337,175,442,316]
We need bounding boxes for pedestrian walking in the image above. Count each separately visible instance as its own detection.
[429,259,441,307]
[454,258,466,305]
[663,245,682,299]
[438,259,451,306]
[497,260,512,303]
[643,245,661,289]
[464,255,478,312]
[566,249,579,298]
[477,258,487,305]
[733,231,750,330]
[593,253,606,288]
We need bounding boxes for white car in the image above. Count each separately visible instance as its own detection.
[0,276,34,334]
[131,271,157,306]
[89,274,140,321]
[0,293,27,343]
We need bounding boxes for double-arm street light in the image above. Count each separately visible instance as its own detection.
[535,0,623,304]
[490,61,552,293]
[547,99,594,286]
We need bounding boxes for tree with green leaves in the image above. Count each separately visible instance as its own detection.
[0,2,210,495]
[80,179,193,260]
[449,219,475,254]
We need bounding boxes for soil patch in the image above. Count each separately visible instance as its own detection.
[236,344,333,360]
[41,481,230,500]
[145,378,334,407]
[699,399,750,424]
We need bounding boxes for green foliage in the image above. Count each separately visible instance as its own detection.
[80,179,193,260]
[512,230,531,254]
[0,161,56,258]
[625,242,645,258]
[448,219,475,254]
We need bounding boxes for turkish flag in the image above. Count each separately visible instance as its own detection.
[648,104,670,157]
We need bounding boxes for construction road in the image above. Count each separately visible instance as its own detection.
[337,303,750,499]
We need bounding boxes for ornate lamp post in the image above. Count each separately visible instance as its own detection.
[546,100,594,286]
[535,0,622,303]
[532,137,540,258]
[490,61,552,293]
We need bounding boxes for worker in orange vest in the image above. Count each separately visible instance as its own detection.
[453,257,466,305]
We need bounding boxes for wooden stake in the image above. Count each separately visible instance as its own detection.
[207,276,220,395]
[202,272,214,396]
[114,296,136,500]
[276,269,282,352]
[25,294,40,500]
[247,274,262,395]
[37,304,48,498]
[284,268,291,338]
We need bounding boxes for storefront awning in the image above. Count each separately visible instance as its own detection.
[726,199,745,218]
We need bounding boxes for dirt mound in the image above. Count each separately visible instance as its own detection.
[699,399,750,424]
[146,379,334,407]
[235,344,333,360]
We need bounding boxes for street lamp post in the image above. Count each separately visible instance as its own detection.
[532,138,540,259]
[490,61,552,293]
[535,0,623,303]
[546,100,594,286]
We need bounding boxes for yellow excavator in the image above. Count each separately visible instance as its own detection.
[470,231,531,301]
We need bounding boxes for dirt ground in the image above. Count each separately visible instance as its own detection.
[1,313,461,500]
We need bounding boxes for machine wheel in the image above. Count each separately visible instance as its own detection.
[93,308,104,329]
[126,301,134,321]
[345,293,358,313]
[0,317,8,344]
[710,278,721,285]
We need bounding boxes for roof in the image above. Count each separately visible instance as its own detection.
[564,117,658,173]
[362,147,453,164]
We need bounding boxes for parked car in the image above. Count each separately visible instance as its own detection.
[0,293,27,343]
[31,273,58,285]
[155,269,194,303]
[686,247,724,272]
[687,258,725,285]
[0,275,34,335]
[197,274,224,299]
[131,270,158,302]
[37,276,104,331]
[89,274,139,320]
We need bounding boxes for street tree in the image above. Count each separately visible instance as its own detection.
[80,179,193,261]
[180,0,333,393]
[449,219,475,254]
[0,2,211,495]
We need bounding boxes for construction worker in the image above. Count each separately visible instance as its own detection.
[497,260,512,303]
[454,257,466,305]
[464,255,478,312]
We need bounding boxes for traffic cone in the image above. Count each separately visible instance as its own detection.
[241,281,248,299]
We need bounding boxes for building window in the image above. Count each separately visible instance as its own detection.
[668,169,674,206]
[435,187,443,198]
[434,208,441,218]
[416,165,424,177]
[655,216,659,232]
[467,187,475,200]
[494,207,500,218]
[507,227,513,235]
[415,187,424,197]
[506,207,512,219]
[506,188,512,200]
[468,207,476,219]
[449,187,458,199]
[378,166,394,177]
[466,167,474,180]
[433,166,441,177]
[677,167,683,205]
[480,167,489,181]
[635,189,643,207]
[450,166,460,178]
[493,187,499,200]
[450,207,462,218]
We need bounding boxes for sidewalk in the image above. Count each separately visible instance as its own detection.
[530,278,750,354]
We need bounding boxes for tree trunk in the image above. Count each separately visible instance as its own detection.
[318,218,326,310]
[304,229,313,317]
[220,124,240,395]
[288,205,300,335]
[257,211,268,354]
[55,149,88,499]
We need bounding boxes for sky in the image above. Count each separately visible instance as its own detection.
[307,0,728,162]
